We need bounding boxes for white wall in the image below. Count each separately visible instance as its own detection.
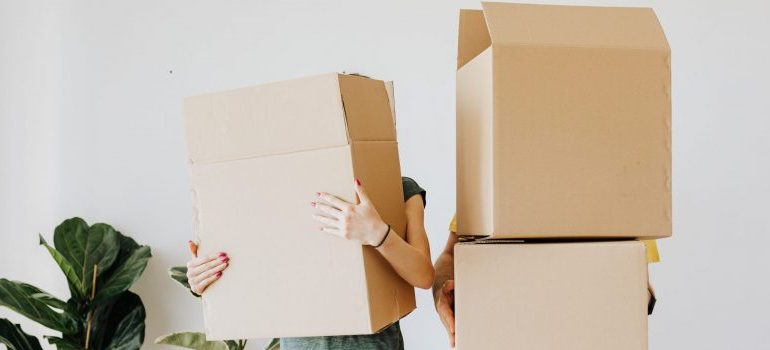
[1,0,768,349]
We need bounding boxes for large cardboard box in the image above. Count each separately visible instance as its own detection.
[455,240,649,350]
[184,73,415,339]
[456,3,672,239]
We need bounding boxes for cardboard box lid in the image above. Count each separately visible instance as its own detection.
[184,73,396,164]
[458,2,670,69]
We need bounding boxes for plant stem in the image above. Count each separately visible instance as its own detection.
[85,264,98,349]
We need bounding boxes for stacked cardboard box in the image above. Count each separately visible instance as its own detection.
[454,3,671,349]
[184,73,415,339]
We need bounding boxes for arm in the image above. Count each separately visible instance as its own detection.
[313,179,434,289]
[433,230,459,347]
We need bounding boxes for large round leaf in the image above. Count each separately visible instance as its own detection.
[0,279,78,334]
[92,232,151,305]
[154,332,230,350]
[52,218,120,299]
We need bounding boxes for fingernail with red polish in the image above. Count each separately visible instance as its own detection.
[355,178,361,186]
[220,256,229,262]
[216,271,222,277]
[218,252,226,257]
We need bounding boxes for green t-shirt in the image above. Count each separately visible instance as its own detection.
[280,177,426,350]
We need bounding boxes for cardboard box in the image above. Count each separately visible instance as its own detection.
[455,240,649,350]
[456,3,672,239]
[184,73,415,339]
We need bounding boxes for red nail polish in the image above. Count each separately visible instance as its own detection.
[216,271,222,277]
[218,252,226,257]
[220,256,229,262]
[355,178,361,186]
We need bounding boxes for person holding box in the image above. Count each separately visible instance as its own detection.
[185,177,433,350]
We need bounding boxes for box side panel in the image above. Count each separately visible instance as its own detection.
[192,146,370,339]
[456,48,494,237]
[350,142,416,331]
[455,241,648,350]
[457,9,491,69]
[338,74,396,142]
[481,2,669,50]
[491,45,671,238]
[184,73,348,163]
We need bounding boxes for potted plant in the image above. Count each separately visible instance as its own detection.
[0,217,152,350]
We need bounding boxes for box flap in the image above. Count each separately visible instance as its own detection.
[338,74,396,142]
[185,73,349,164]
[480,2,669,50]
[457,9,491,69]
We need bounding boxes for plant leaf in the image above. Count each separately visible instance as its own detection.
[92,244,151,305]
[52,218,121,299]
[39,234,85,299]
[154,332,229,350]
[0,318,43,350]
[169,266,190,289]
[89,292,145,350]
[45,336,84,350]
[264,338,280,350]
[0,279,78,334]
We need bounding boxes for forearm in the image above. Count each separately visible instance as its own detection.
[432,250,455,300]
[376,228,434,289]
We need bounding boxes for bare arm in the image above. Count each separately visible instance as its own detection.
[433,229,459,347]
[313,180,434,289]
[375,195,434,289]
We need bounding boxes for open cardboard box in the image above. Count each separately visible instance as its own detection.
[456,2,672,239]
[184,73,415,339]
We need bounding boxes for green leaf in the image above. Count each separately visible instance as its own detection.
[264,338,280,350]
[89,292,145,350]
[0,279,78,334]
[92,244,151,305]
[0,318,43,350]
[39,234,85,299]
[154,332,229,350]
[45,336,84,350]
[169,266,190,289]
[52,218,121,298]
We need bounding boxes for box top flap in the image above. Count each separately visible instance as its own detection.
[338,74,397,142]
[185,73,396,164]
[480,2,669,50]
[457,9,492,69]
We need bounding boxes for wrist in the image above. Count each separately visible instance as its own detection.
[372,222,391,248]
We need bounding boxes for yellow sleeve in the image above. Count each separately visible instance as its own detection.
[644,240,660,263]
[449,215,457,233]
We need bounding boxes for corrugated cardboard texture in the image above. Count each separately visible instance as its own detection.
[455,241,648,350]
[185,73,414,339]
[456,3,672,238]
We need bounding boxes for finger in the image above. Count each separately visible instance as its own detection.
[353,178,370,204]
[312,214,339,227]
[187,253,222,269]
[317,192,350,210]
[313,201,342,218]
[188,240,199,258]
[194,271,222,294]
[320,226,343,237]
[191,260,229,285]
[191,255,228,276]
[445,279,455,291]
[438,299,456,334]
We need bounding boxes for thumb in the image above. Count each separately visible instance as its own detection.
[354,178,370,204]
[188,240,199,258]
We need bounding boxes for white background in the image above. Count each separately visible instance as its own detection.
[1,0,769,349]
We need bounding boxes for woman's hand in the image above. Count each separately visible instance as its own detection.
[185,241,229,295]
[435,280,457,347]
[312,179,389,246]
